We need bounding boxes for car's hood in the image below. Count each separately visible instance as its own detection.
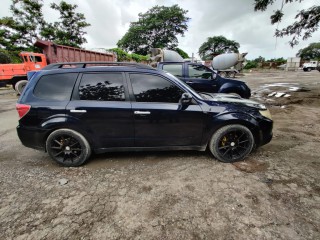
[201,93,266,110]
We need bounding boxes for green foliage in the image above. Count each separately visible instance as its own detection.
[41,1,90,48]
[254,0,320,46]
[0,51,11,63]
[268,57,286,64]
[175,48,189,59]
[0,49,21,63]
[253,56,265,63]
[0,0,44,52]
[117,5,190,55]
[109,48,149,62]
[296,42,320,60]
[244,60,258,69]
[198,36,240,60]
[0,0,90,53]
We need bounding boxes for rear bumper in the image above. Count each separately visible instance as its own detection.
[16,125,48,151]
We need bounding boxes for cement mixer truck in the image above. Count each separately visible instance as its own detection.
[152,48,251,98]
[211,52,248,78]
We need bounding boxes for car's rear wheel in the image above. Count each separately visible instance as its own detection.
[46,129,91,167]
[209,124,254,163]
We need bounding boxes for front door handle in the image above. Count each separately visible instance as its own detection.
[186,81,193,84]
[134,111,151,115]
[70,109,87,113]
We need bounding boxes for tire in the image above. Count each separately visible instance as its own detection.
[46,129,91,167]
[220,71,227,78]
[209,124,254,163]
[307,68,311,72]
[15,80,28,94]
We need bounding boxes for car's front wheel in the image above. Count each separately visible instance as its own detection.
[209,124,254,163]
[46,129,91,167]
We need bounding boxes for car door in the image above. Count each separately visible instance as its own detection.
[66,72,134,149]
[185,64,219,93]
[127,73,205,147]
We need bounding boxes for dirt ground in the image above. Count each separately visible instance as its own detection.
[0,70,319,240]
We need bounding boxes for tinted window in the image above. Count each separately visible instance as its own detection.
[34,73,77,101]
[130,74,184,103]
[79,73,125,101]
[188,65,213,79]
[162,64,183,77]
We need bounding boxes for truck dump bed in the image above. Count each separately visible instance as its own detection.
[34,40,115,64]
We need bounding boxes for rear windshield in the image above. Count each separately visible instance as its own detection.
[33,73,78,101]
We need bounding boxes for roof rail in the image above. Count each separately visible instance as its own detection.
[42,61,154,70]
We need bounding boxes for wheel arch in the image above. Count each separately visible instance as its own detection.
[203,112,261,148]
[218,83,244,97]
[40,116,97,152]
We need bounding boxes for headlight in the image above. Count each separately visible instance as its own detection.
[259,109,272,120]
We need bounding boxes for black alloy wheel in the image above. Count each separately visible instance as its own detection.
[209,124,254,163]
[46,129,91,167]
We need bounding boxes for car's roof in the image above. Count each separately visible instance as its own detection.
[43,62,155,70]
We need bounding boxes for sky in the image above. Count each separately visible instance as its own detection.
[1,0,319,60]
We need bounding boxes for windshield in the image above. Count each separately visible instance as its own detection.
[165,72,203,99]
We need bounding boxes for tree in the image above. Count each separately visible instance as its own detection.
[175,48,189,59]
[0,0,45,51]
[117,5,190,55]
[254,0,320,46]
[0,0,90,52]
[109,48,149,62]
[41,1,90,48]
[198,36,240,60]
[296,42,320,60]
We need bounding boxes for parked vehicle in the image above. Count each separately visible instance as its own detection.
[0,40,115,94]
[210,52,248,78]
[302,61,320,72]
[157,62,251,98]
[16,62,273,167]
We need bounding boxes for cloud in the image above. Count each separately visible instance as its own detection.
[1,0,319,59]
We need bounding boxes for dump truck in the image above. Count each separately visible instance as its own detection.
[0,40,115,94]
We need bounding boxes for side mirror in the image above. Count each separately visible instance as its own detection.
[180,92,193,105]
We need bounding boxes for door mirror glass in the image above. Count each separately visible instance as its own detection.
[180,92,192,105]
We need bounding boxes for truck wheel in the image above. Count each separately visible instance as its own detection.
[209,124,254,163]
[307,67,311,72]
[15,80,28,94]
[46,129,91,167]
[220,72,227,78]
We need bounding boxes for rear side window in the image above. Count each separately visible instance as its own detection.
[34,73,77,101]
[162,64,183,77]
[79,73,125,101]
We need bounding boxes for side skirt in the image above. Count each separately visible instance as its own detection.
[94,145,207,154]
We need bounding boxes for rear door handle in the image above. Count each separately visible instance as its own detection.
[70,109,87,113]
[186,81,193,84]
[134,111,151,115]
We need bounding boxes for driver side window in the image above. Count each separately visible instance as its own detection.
[188,65,213,79]
[130,74,184,103]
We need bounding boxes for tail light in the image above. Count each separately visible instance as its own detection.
[16,103,31,119]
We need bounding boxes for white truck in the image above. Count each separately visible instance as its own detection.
[302,61,320,72]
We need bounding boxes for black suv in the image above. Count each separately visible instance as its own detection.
[16,62,272,167]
